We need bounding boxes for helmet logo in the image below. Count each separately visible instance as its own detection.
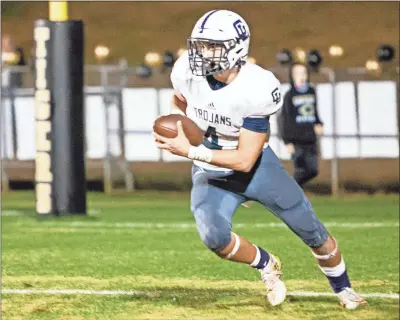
[199,10,218,33]
[233,19,248,41]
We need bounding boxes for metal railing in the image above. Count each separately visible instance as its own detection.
[1,81,134,194]
[1,64,399,195]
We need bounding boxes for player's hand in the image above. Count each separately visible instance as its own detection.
[314,124,323,136]
[286,143,295,155]
[153,121,192,157]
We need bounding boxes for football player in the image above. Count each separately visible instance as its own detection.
[154,9,367,309]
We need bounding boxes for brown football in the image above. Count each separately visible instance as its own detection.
[153,114,205,146]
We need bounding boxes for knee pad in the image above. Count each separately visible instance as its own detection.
[198,225,231,252]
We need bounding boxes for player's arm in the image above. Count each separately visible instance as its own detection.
[171,91,187,115]
[207,126,267,172]
[155,117,268,173]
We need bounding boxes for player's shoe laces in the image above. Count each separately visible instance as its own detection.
[259,254,287,306]
[337,287,368,309]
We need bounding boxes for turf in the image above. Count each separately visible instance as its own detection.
[1,191,399,319]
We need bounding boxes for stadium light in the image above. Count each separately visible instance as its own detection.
[1,51,19,64]
[376,44,395,62]
[276,49,293,66]
[144,52,162,67]
[247,56,256,64]
[365,59,381,72]
[294,47,306,63]
[306,49,323,72]
[94,45,110,62]
[329,45,344,58]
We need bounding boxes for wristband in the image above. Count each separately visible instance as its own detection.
[188,145,213,163]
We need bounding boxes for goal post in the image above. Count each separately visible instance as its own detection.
[34,1,86,215]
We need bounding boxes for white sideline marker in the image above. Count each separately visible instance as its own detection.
[2,288,399,299]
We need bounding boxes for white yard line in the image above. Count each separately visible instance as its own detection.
[2,210,398,229]
[0,210,25,216]
[289,291,399,299]
[2,288,399,299]
[1,288,153,296]
[0,209,100,216]
[24,221,400,229]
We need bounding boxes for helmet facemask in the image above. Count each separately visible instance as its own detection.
[187,38,237,76]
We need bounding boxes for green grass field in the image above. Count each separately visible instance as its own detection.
[1,191,399,320]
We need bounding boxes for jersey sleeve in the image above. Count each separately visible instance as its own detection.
[244,72,283,119]
[242,116,270,133]
[170,50,190,96]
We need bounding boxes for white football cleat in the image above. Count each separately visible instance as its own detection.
[259,254,287,306]
[337,287,368,309]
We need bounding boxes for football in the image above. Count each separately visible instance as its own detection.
[153,114,205,146]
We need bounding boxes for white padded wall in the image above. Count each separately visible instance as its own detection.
[334,82,358,158]
[14,97,36,160]
[316,82,360,159]
[1,82,397,161]
[1,99,15,159]
[358,81,399,158]
[85,96,107,158]
[123,88,160,161]
[316,83,333,159]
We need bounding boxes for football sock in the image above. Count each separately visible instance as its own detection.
[319,258,351,293]
[250,245,271,269]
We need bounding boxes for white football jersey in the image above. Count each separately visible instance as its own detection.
[170,51,283,171]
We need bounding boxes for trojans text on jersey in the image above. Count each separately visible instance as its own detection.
[193,107,232,126]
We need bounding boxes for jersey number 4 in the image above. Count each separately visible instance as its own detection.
[204,126,222,150]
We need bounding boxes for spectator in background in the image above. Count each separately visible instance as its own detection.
[278,63,323,187]
[2,33,26,88]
